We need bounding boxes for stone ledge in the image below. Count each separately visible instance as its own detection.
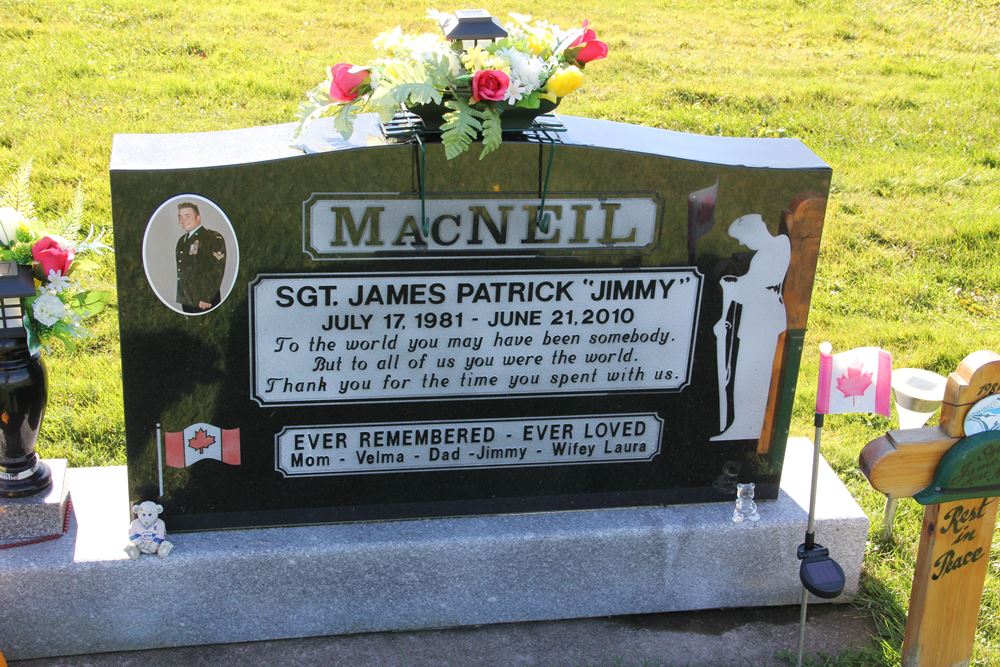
[0,438,868,660]
[0,459,68,541]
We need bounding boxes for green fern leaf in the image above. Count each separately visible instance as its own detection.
[333,100,359,139]
[367,85,401,122]
[378,61,444,112]
[381,60,425,85]
[0,159,36,223]
[48,184,84,239]
[291,85,333,142]
[424,53,456,88]
[440,99,483,160]
[479,107,503,160]
[391,82,442,107]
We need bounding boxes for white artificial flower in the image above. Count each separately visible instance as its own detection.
[497,48,546,92]
[408,32,448,60]
[551,25,580,56]
[504,80,529,104]
[45,270,72,293]
[425,8,452,28]
[373,27,405,54]
[505,14,555,51]
[0,206,24,246]
[32,294,66,327]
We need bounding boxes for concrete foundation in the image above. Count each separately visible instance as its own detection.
[0,438,869,660]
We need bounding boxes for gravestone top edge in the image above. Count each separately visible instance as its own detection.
[560,116,830,171]
[110,114,830,172]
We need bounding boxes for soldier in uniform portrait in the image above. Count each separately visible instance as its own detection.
[175,202,227,313]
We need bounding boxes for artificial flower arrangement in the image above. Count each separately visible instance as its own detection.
[294,11,608,159]
[0,161,111,353]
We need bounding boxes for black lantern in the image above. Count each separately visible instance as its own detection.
[441,9,507,48]
[0,261,50,497]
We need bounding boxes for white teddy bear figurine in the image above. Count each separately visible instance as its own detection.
[125,501,173,559]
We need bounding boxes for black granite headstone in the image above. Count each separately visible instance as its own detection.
[111,115,830,530]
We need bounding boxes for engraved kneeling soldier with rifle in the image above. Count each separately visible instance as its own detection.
[175,201,226,313]
[710,214,790,442]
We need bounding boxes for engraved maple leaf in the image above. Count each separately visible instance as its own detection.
[187,428,216,453]
[836,361,873,406]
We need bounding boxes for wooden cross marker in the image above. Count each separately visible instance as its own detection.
[860,350,1000,667]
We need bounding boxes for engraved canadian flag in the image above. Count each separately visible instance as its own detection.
[815,344,892,417]
[164,423,241,468]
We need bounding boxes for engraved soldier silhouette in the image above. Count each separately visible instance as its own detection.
[175,202,227,313]
[710,214,790,442]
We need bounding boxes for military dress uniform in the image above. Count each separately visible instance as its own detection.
[175,226,226,313]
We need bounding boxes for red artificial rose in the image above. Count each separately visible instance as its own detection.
[471,69,510,103]
[328,63,370,102]
[567,22,609,64]
[32,235,75,276]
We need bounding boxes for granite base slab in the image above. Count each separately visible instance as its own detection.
[0,459,68,541]
[0,438,869,660]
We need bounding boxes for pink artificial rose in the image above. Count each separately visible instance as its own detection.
[32,235,75,276]
[567,21,609,64]
[471,69,510,103]
[328,63,370,102]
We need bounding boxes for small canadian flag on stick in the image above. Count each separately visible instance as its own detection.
[798,342,892,662]
[815,342,892,417]
[163,423,241,468]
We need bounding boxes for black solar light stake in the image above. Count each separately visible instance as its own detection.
[795,412,847,667]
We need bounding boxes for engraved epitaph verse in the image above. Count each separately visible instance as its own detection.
[276,414,663,477]
[251,269,702,404]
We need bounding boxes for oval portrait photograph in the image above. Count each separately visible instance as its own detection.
[142,194,239,316]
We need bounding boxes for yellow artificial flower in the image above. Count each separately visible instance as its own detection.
[527,31,553,56]
[545,65,584,98]
[461,46,508,74]
[373,27,405,54]
[462,46,492,71]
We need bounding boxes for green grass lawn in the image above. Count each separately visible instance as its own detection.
[2,0,998,663]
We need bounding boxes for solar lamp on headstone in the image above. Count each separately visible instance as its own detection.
[880,368,947,539]
[0,261,51,498]
[434,9,557,237]
[439,9,508,49]
[407,10,510,238]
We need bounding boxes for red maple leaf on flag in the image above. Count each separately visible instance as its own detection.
[187,428,216,453]
[836,361,873,406]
